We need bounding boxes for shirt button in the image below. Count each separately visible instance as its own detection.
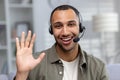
[59,71,63,75]
[59,60,62,63]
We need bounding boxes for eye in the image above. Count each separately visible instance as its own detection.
[68,22,76,27]
[53,23,63,29]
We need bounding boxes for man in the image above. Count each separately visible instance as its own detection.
[15,5,109,80]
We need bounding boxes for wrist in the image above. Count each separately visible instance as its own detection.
[15,71,29,80]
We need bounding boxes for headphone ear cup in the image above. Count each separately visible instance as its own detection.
[49,25,53,34]
[79,23,83,33]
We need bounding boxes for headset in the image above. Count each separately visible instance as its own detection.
[49,5,85,42]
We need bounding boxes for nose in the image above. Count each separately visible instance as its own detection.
[61,26,69,35]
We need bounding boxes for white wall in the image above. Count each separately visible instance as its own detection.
[33,0,54,52]
[114,0,120,63]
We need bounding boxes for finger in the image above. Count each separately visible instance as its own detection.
[29,33,36,49]
[35,53,45,64]
[25,31,31,47]
[16,37,20,50]
[21,32,25,48]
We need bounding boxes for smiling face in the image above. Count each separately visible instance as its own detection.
[51,9,80,52]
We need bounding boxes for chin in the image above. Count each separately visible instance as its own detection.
[56,38,78,51]
[60,43,77,52]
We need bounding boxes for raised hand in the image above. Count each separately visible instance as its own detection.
[15,31,45,80]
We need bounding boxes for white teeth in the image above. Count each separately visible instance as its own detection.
[62,38,71,41]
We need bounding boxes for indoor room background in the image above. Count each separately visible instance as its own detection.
[0,0,120,78]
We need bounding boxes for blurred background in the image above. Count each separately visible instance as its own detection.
[0,0,120,78]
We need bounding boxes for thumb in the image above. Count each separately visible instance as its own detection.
[35,53,45,64]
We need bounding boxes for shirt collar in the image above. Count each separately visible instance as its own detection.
[48,44,60,64]
[78,45,87,69]
[48,44,87,68]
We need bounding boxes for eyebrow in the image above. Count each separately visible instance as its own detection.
[53,22,62,25]
[53,20,76,24]
[68,20,76,23]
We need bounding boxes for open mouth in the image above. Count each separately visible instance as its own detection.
[61,37,73,45]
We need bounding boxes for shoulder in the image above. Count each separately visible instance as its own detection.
[83,51,109,79]
[83,51,106,73]
[84,51,105,66]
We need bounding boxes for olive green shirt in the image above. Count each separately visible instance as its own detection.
[27,44,109,80]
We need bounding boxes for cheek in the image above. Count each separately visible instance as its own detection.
[53,29,60,37]
[72,26,79,34]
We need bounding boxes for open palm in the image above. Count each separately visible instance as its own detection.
[16,31,45,73]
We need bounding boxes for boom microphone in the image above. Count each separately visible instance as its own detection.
[73,37,80,42]
[73,27,86,42]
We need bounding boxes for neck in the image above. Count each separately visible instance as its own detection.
[56,44,79,62]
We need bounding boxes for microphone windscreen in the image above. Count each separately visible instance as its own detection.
[73,37,80,42]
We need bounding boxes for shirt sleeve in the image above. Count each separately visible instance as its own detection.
[99,64,109,80]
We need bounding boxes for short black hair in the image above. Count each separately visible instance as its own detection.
[50,4,80,24]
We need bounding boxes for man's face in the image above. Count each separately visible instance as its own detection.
[51,9,80,52]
